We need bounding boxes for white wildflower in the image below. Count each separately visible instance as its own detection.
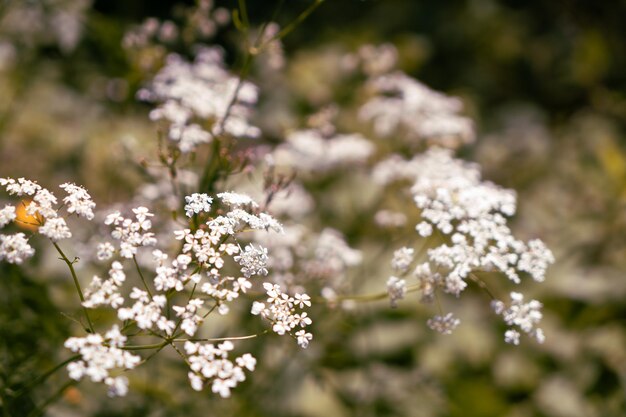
[96,242,115,261]
[360,71,474,147]
[217,192,259,209]
[64,327,140,396]
[184,193,213,217]
[59,183,96,220]
[1,177,41,196]
[386,276,407,308]
[0,205,16,228]
[185,341,255,398]
[39,217,72,241]
[493,292,545,344]
[427,313,461,335]
[0,233,35,264]
[234,244,268,278]
[391,247,414,274]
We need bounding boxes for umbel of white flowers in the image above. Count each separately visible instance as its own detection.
[0,179,314,398]
[379,148,554,344]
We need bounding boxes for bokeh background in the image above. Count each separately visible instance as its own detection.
[1,0,625,416]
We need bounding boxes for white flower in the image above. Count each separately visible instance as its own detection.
[235,353,256,371]
[391,247,414,274]
[256,282,313,345]
[97,242,115,260]
[184,193,213,217]
[1,177,41,196]
[39,217,72,241]
[295,330,313,349]
[59,183,96,220]
[234,244,268,278]
[293,293,311,308]
[105,207,157,258]
[64,327,140,396]
[185,341,255,398]
[504,329,521,345]
[386,276,407,308]
[427,313,460,335]
[140,47,260,153]
[517,239,555,282]
[272,129,375,173]
[251,301,265,315]
[360,72,474,147]
[493,292,545,344]
[415,221,433,237]
[0,233,35,264]
[217,191,259,209]
[0,205,16,228]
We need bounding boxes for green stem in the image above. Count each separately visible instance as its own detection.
[27,380,76,417]
[13,355,80,398]
[237,0,250,29]
[171,331,267,343]
[469,273,496,300]
[169,343,191,366]
[133,255,153,298]
[270,0,325,42]
[52,241,95,333]
[317,283,422,304]
[122,341,169,351]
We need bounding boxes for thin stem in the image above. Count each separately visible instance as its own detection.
[169,343,191,367]
[27,380,76,417]
[237,0,249,29]
[220,0,316,137]
[122,341,170,351]
[317,283,422,304]
[202,302,218,319]
[133,255,153,298]
[434,289,444,315]
[134,341,169,368]
[171,331,267,343]
[52,241,95,333]
[270,0,325,42]
[13,355,80,398]
[469,273,496,300]
[216,53,253,136]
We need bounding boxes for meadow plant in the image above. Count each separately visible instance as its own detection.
[0,0,554,412]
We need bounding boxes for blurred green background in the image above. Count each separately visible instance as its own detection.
[1,0,625,416]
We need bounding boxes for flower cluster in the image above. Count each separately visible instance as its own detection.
[0,178,96,262]
[138,47,260,152]
[253,226,362,293]
[377,148,554,343]
[185,340,256,398]
[272,129,375,173]
[492,292,545,345]
[252,283,313,348]
[184,193,213,218]
[360,72,475,147]
[104,207,157,258]
[64,325,140,397]
[67,191,293,396]
[0,6,559,405]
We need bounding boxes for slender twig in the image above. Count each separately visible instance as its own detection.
[171,331,268,343]
[122,341,170,351]
[237,0,250,29]
[133,255,153,298]
[13,355,80,398]
[169,343,191,367]
[315,283,422,304]
[27,380,76,417]
[469,273,497,300]
[52,241,95,333]
[270,0,325,42]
